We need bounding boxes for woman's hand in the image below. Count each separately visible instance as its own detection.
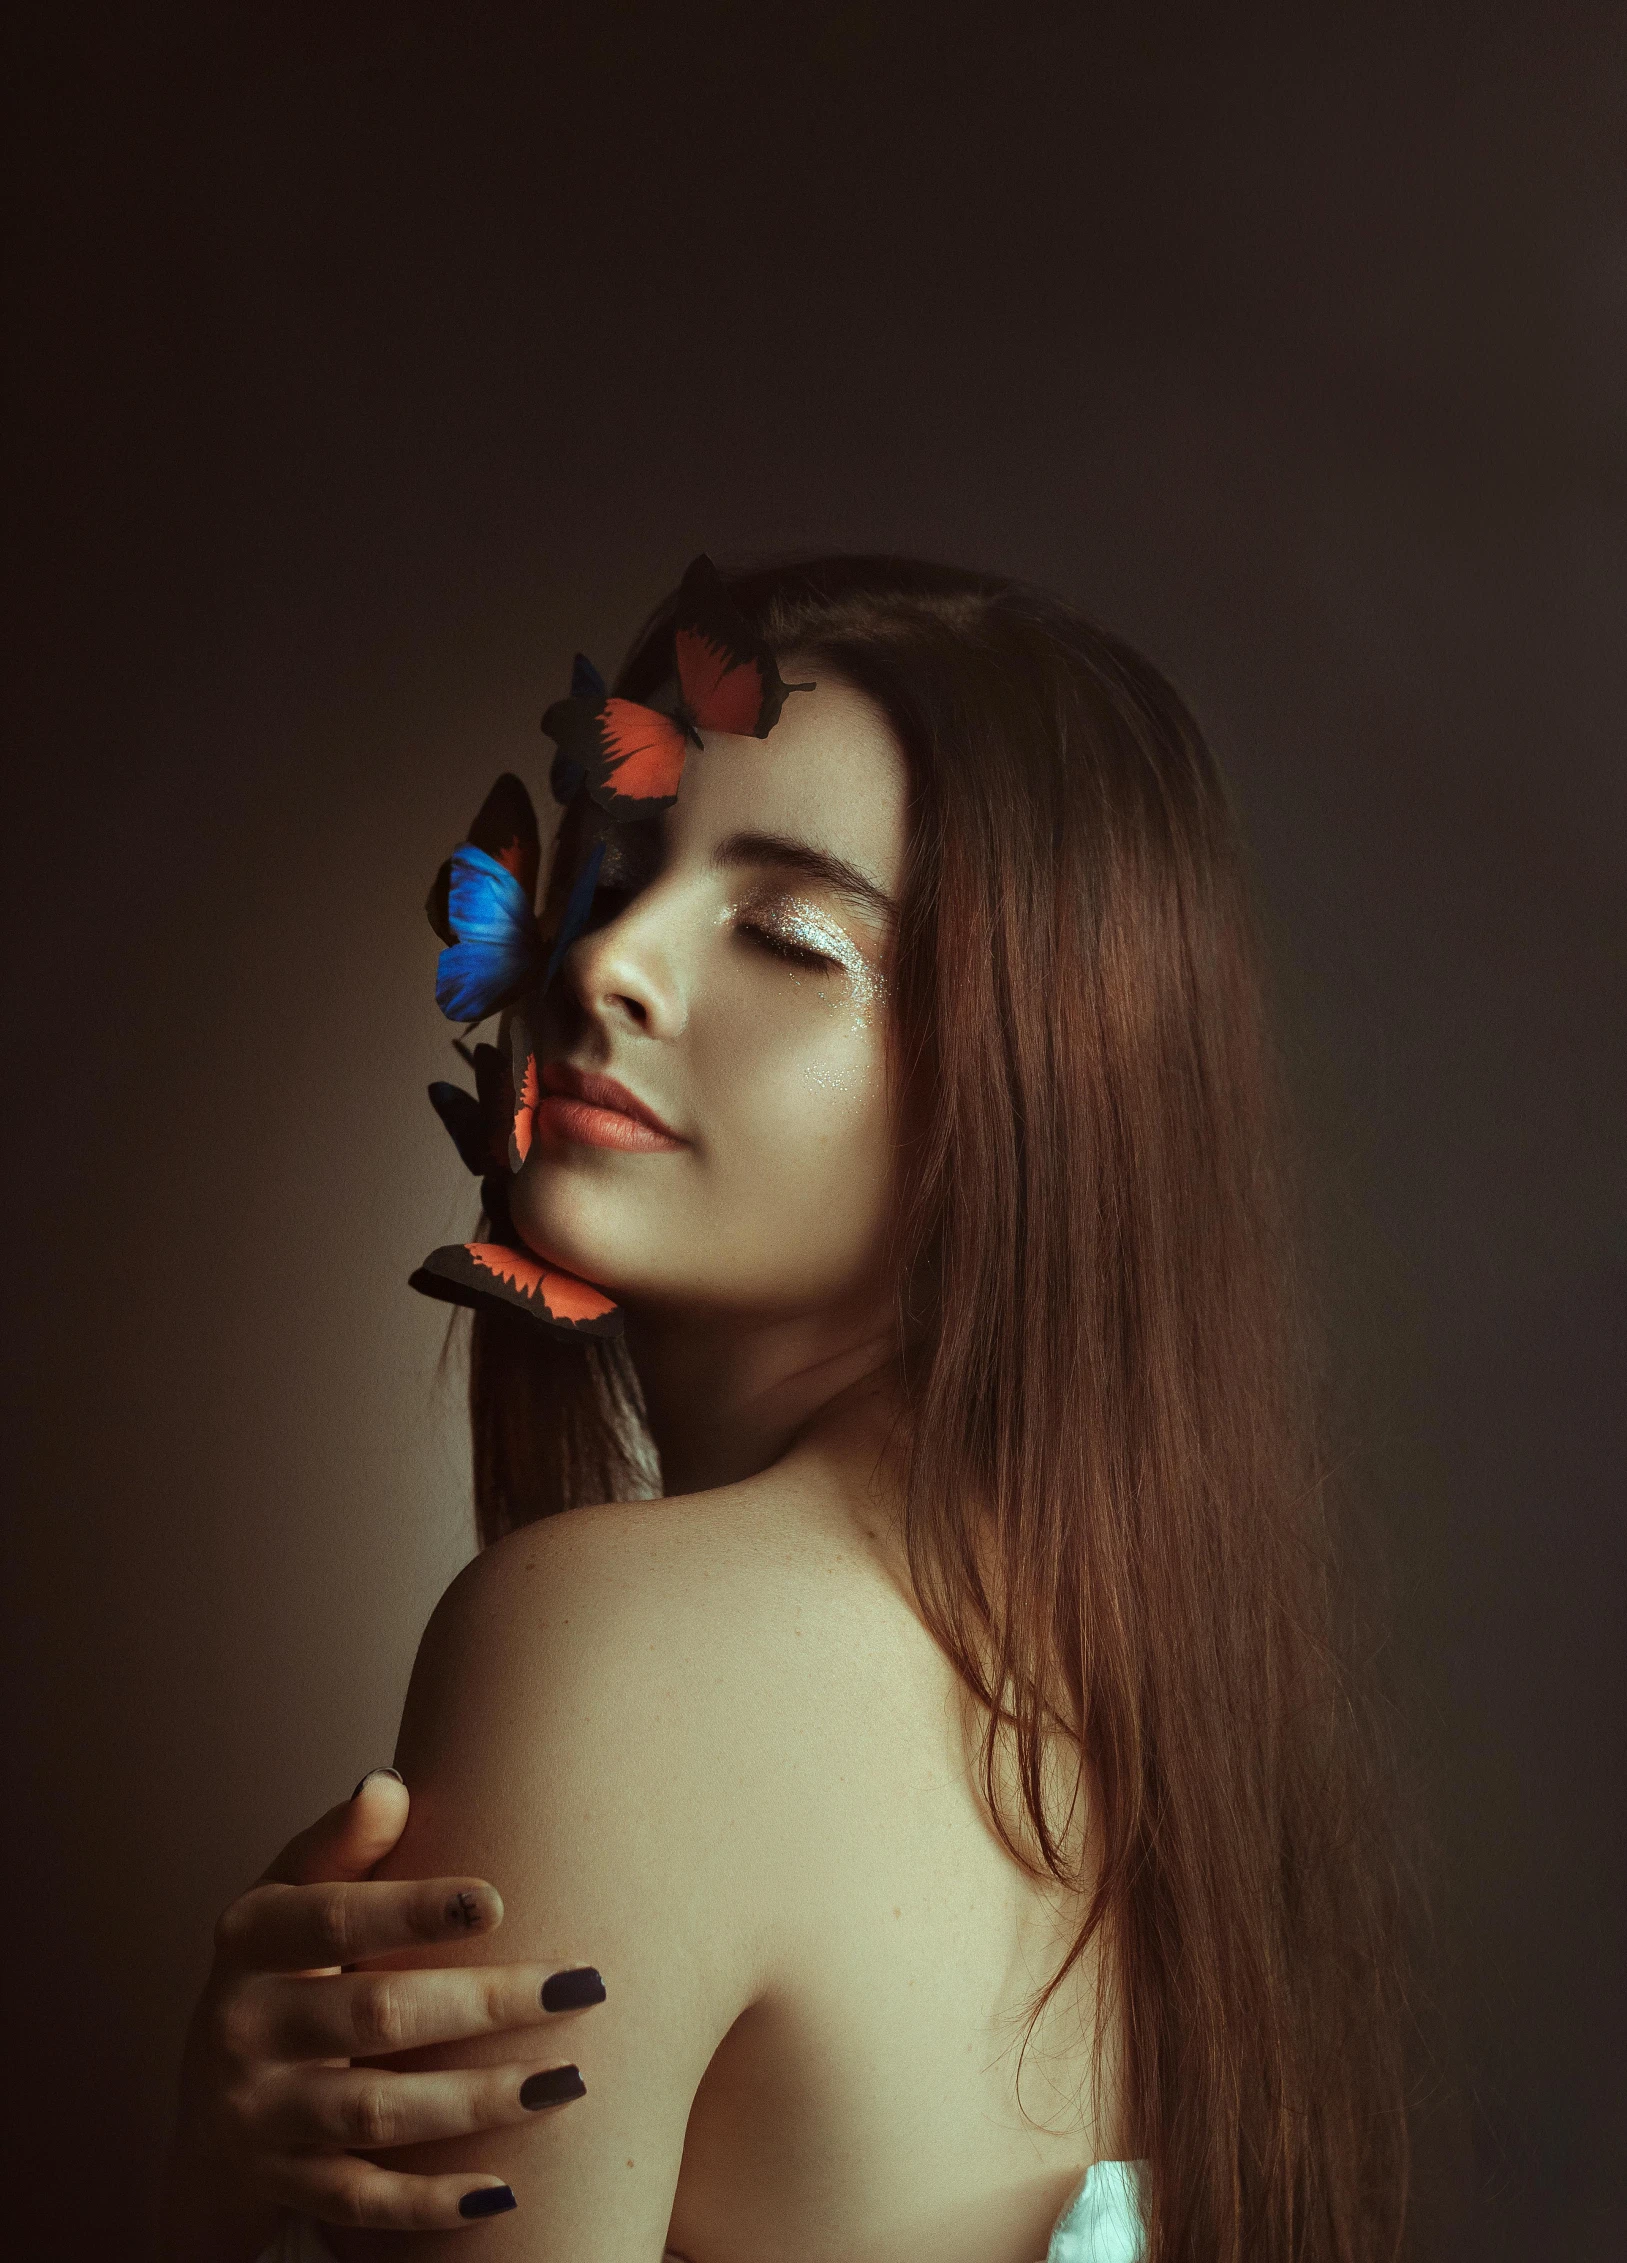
[158,1770,603,2261]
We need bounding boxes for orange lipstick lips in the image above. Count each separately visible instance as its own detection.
[536,1061,686,1152]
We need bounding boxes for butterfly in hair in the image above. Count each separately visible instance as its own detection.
[541,553,815,819]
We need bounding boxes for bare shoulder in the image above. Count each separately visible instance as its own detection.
[397,1494,789,1794]
[414,1462,923,1743]
[329,1468,969,2259]
[401,1458,940,1865]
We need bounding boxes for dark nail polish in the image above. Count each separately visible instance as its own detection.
[350,1766,405,1798]
[541,1965,606,2012]
[520,2063,586,2110]
[458,2185,518,2218]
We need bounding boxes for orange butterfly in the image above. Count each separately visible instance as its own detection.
[542,554,813,818]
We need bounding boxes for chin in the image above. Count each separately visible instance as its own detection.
[508,1162,635,1290]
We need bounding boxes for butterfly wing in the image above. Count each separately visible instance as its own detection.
[426,857,457,943]
[543,693,689,818]
[540,835,606,995]
[427,1079,490,1176]
[434,845,543,1022]
[550,657,607,803]
[408,1241,621,1336]
[508,1036,541,1170]
[471,1041,515,1170]
[466,773,541,899]
[427,774,540,939]
[672,553,813,738]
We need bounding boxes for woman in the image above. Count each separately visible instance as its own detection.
[161,555,1412,2262]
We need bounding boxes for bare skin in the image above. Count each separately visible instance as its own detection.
[164,675,1121,2258]
[316,1381,1119,2263]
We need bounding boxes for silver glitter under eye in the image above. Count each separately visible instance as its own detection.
[748,897,887,1016]
[733,895,889,1099]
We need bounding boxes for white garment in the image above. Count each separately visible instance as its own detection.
[1044,2159,1147,2263]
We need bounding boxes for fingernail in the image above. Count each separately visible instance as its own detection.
[350,1766,405,1799]
[541,1965,606,2012]
[459,2185,518,2218]
[520,2063,586,2110]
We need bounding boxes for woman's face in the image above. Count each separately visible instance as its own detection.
[508,668,907,1319]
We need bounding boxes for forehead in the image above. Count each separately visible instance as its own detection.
[668,670,906,890]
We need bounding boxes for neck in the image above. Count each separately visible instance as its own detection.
[623,1295,901,1497]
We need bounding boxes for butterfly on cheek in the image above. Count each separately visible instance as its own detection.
[425,773,649,1028]
[412,1027,624,1338]
[427,774,546,1026]
[541,554,815,819]
[412,553,817,1338]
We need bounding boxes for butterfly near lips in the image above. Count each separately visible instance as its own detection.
[410,1032,622,1338]
[428,556,812,1027]
[413,552,815,1337]
[417,763,632,1334]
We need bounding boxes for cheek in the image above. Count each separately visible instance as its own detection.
[714,960,883,1123]
[697,983,895,1252]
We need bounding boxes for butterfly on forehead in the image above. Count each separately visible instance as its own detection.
[542,552,815,819]
[411,551,814,1339]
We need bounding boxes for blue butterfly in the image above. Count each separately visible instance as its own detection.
[427,762,611,1026]
[426,775,543,1024]
[434,842,544,1022]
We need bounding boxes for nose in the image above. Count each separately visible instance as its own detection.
[564,893,688,1041]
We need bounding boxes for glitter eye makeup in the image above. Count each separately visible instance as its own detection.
[738,895,888,1018]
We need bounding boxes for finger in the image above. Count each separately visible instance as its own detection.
[261,2153,519,2231]
[259,1772,413,1890]
[257,2055,588,2152]
[259,1961,605,2061]
[214,1876,504,1976]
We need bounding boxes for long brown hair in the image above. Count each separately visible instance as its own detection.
[463,556,1412,2261]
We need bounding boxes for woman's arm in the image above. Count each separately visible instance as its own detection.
[158,1772,600,2261]
[320,1503,782,2263]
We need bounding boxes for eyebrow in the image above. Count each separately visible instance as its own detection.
[708,829,898,923]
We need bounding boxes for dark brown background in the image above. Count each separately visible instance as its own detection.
[6,4,1623,2256]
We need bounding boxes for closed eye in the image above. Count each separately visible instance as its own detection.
[737,920,837,973]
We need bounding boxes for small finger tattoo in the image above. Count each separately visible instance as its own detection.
[447,1889,484,1929]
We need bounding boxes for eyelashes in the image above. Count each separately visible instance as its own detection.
[569,863,867,989]
[590,888,838,974]
[738,920,838,973]
[740,898,877,991]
